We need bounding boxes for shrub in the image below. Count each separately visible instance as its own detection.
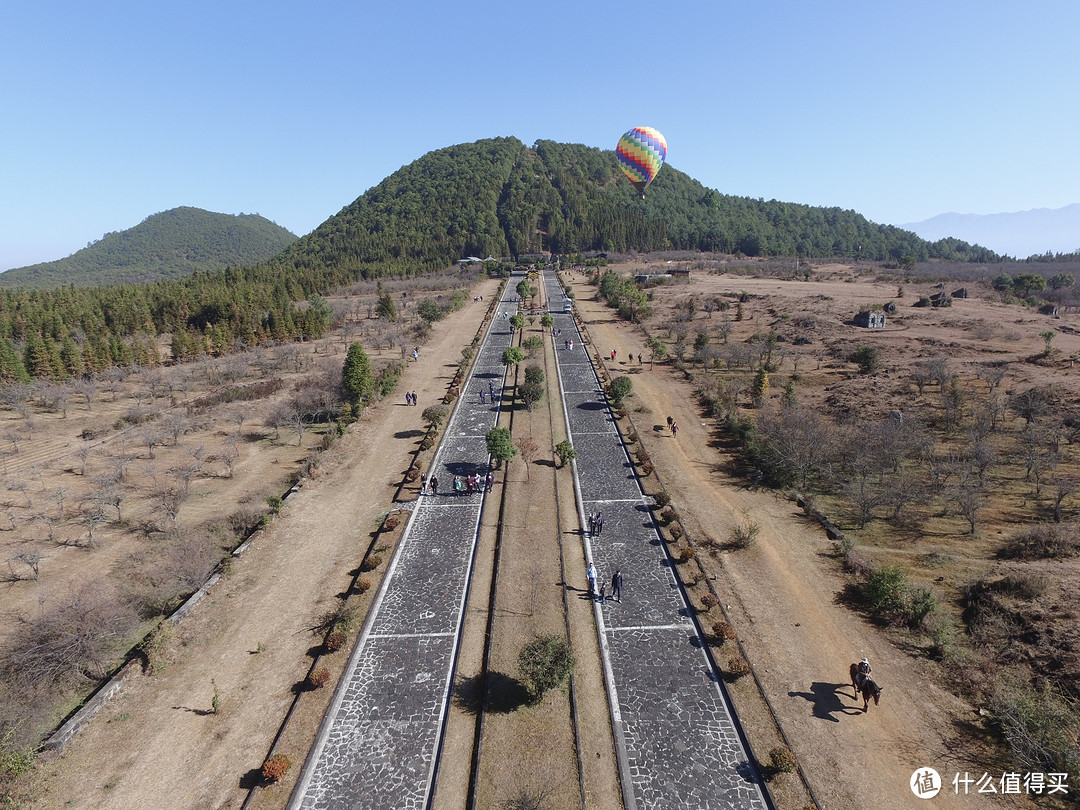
[712,620,736,642]
[850,345,881,374]
[729,520,760,550]
[768,746,797,775]
[267,495,283,513]
[261,753,292,783]
[864,566,909,622]
[607,376,633,406]
[700,593,719,611]
[554,440,577,468]
[725,655,750,680]
[998,524,1079,559]
[325,631,347,652]
[406,466,421,482]
[640,460,654,475]
[384,514,400,530]
[905,587,937,630]
[518,634,575,701]
[669,523,684,540]
[659,506,677,525]
[307,668,331,689]
[354,578,371,594]
[652,491,671,509]
[359,554,383,572]
[989,680,1080,777]
[421,404,448,432]
[677,546,696,564]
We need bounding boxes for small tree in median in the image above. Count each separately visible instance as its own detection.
[502,346,525,368]
[518,634,575,702]
[486,427,517,469]
[554,440,577,468]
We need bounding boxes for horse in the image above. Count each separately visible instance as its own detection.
[849,662,883,712]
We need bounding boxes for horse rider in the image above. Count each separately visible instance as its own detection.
[857,657,872,681]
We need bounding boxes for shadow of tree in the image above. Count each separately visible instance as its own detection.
[453,671,531,715]
[788,682,862,722]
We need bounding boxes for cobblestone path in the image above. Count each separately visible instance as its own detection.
[543,269,770,810]
[288,280,521,810]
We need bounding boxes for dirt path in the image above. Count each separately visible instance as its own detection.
[566,273,1029,810]
[26,279,502,810]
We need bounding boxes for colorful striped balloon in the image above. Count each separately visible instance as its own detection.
[616,126,667,197]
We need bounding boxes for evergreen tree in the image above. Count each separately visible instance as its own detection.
[342,342,375,409]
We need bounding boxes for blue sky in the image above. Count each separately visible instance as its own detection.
[2,0,1078,270]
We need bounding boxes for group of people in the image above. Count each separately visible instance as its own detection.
[588,511,604,536]
[404,391,419,406]
[419,472,494,496]
[563,339,575,351]
[586,562,623,603]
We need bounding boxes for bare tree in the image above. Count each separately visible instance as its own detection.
[50,487,68,519]
[161,412,189,445]
[952,474,986,534]
[73,378,97,411]
[1049,476,1078,523]
[756,405,836,489]
[5,550,42,582]
[221,435,240,478]
[2,583,134,685]
[75,443,94,476]
[139,426,168,459]
[515,437,539,481]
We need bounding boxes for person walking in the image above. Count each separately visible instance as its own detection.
[611,570,623,602]
[586,562,597,596]
[411,392,417,406]
[595,511,604,536]
[430,475,438,496]
[419,473,427,495]
[671,421,678,438]
[486,471,494,492]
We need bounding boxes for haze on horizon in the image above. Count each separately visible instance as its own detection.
[3,1,1078,271]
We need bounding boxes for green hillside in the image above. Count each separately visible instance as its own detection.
[0,207,297,289]
[273,136,997,280]
[0,137,1004,383]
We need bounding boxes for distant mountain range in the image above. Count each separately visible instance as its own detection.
[901,204,1080,259]
[0,207,297,289]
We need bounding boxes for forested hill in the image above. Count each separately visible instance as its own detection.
[0,207,297,290]
[271,136,996,280]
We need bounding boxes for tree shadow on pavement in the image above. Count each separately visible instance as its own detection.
[789,682,863,722]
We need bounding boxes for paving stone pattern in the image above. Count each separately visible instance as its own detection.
[546,271,769,810]
[288,281,522,810]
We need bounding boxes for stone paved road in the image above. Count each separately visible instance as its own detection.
[288,278,522,810]
[545,269,771,810]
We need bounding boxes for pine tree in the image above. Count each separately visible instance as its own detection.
[342,342,375,409]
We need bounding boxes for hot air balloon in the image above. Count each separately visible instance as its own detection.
[616,126,667,198]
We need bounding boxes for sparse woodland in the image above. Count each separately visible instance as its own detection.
[0,272,474,794]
